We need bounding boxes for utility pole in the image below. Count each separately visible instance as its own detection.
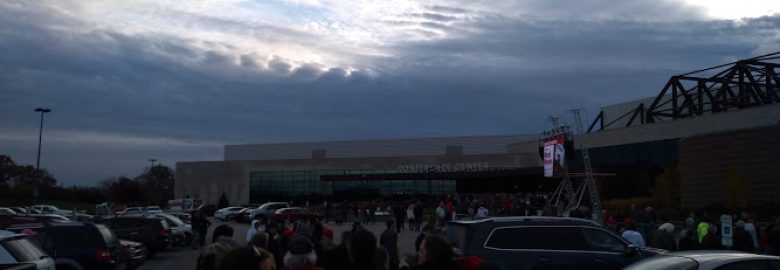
[33,107,51,204]
[148,158,157,171]
[34,108,51,170]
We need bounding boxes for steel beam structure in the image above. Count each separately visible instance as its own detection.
[647,52,780,122]
[588,51,780,131]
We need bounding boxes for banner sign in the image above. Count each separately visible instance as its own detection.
[544,136,566,178]
[397,162,490,173]
[721,214,733,247]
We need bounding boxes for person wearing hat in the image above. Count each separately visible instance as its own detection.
[283,236,324,270]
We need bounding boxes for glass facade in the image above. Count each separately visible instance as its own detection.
[249,169,455,202]
[568,139,679,198]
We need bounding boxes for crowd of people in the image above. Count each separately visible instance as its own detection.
[194,216,481,270]
[608,209,780,256]
[191,192,780,270]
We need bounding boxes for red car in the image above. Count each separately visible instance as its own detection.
[269,207,320,223]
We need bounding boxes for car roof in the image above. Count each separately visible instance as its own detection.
[667,251,780,266]
[278,207,305,210]
[0,230,21,239]
[260,202,288,207]
[9,221,91,229]
[450,216,601,226]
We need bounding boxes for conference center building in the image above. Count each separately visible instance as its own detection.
[175,97,780,209]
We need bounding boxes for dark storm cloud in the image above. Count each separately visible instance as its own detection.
[0,1,778,184]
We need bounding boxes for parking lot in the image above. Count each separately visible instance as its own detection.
[138,218,421,270]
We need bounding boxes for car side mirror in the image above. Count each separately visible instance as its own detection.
[624,245,640,257]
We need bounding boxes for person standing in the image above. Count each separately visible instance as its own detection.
[323,201,329,223]
[197,225,239,270]
[414,202,423,232]
[192,210,211,248]
[697,219,711,244]
[701,224,721,250]
[765,218,780,255]
[247,220,264,244]
[744,216,759,251]
[393,204,405,233]
[417,235,464,270]
[435,202,446,226]
[380,219,400,270]
[621,219,646,248]
[653,223,677,251]
[406,204,416,231]
[415,224,434,253]
[282,236,324,270]
[219,247,274,270]
[350,229,378,270]
[249,232,278,270]
[191,210,203,249]
[733,221,755,252]
[475,205,489,220]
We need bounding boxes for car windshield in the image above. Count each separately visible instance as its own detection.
[1,237,46,262]
[160,214,183,226]
[624,256,698,270]
[95,224,118,245]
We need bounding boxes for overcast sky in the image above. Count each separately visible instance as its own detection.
[1,0,778,186]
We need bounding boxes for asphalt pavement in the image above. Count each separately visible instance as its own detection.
[138,218,421,270]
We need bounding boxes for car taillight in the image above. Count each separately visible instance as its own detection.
[160,228,168,237]
[96,249,112,263]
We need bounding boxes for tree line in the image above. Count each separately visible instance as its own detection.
[0,154,175,207]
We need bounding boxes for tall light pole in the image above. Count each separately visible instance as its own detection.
[34,108,51,170]
[148,158,157,170]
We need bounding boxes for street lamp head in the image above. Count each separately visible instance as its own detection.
[34,108,51,113]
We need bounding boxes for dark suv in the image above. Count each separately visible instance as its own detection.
[446,217,664,270]
[7,222,123,270]
[96,216,171,256]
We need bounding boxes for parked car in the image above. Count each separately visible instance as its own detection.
[246,202,290,224]
[624,251,780,270]
[95,216,171,256]
[0,208,17,216]
[69,214,94,223]
[7,208,41,215]
[30,205,72,216]
[0,230,54,270]
[269,207,320,223]
[7,223,124,270]
[232,208,251,223]
[154,213,191,246]
[446,216,664,270]
[196,204,217,217]
[117,207,144,216]
[214,207,244,221]
[119,239,147,270]
[0,263,38,270]
[145,206,162,214]
[0,215,70,229]
[167,213,191,224]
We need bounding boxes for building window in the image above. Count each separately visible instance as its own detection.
[446,145,463,156]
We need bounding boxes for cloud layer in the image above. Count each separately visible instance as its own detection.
[0,0,778,185]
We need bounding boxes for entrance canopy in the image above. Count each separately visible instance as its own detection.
[320,167,542,181]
